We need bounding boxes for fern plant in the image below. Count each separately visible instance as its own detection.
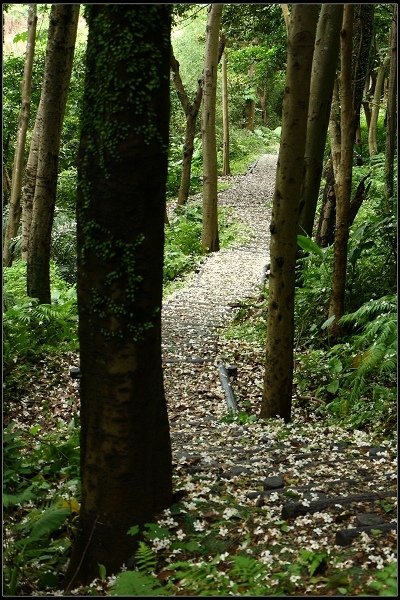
[326,295,397,428]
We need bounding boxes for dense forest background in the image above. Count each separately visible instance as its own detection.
[2,3,397,596]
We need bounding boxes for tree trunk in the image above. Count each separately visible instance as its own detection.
[3,4,37,267]
[384,5,397,210]
[21,100,42,261]
[261,4,319,422]
[328,5,355,339]
[368,58,389,156]
[260,85,269,124]
[201,3,223,253]
[27,5,79,303]
[352,5,374,148]
[64,5,172,589]
[222,49,231,176]
[171,37,225,206]
[315,159,336,248]
[280,4,290,33]
[298,4,343,238]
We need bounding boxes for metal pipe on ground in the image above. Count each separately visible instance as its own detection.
[218,361,238,413]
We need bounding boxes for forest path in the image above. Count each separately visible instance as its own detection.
[161,153,397,583]
[162,153,277,365]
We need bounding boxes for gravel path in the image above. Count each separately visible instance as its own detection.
[162,153,277,365]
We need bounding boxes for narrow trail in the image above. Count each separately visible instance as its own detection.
[161,154,397,571]
[162,153,277,365]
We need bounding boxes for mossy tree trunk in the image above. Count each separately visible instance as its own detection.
[201,3,223,253]
[298,3,342,238]
[64,5,173,588]
[3,4,37,267]
[260,4,319,422]
[27,5,79,302]
[384,4,397,210]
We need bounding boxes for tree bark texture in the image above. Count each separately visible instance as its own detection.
[27,4,79,303]
[298,3,342,238]
[384,5,397,209]
[201,3,223,253]
[280,4,290,34]
[261,4,319,422]
[328,5,355,338]
[315,159,336,248]
[20,100,42,261]
[368,57,389,156]
[64,5,172,588]
[222,49,231,176]
[351,4,374,148]
[3,4,37,267]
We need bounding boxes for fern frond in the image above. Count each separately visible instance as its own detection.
[134,541,157,574]
[340,295,396,328]
[110,570,166,596]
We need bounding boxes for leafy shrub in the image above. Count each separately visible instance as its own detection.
[51,209,77,285]
[3,418,80,595]
[325,295,397,430]
[3,260,78,370]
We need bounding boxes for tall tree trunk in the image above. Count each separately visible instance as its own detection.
[3,4,37,267]
[368,57,389,156]
[298,3,343,238]
[261,4,319,422]
[384,5,397,210]
[328,5,355,339]
[27,5,79,303]
[222,48,231,176]
[64,5,172,589]
[280,4,290,33]
[260,85,269,124]
[352,4,374,148]
[171,37,225,206]
[315,158,336,248]
[201,3,223,253]
[21,99,43,260]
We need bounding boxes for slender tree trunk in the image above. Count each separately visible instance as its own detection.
[384,5,397,210]
[201,3,223,253]
[362,75,372,132]
[27,5,79,303]
[222,48,231,176]
[315,159,336,248]
[64,5,172,588]
[3,4,37,267]
[368,58,389,156]
[280,4,290,33]
[298,4,343,238]
[328,5,355,338]
[261,4,319,422]
[171,37,225,206]
[260,86,268,124]
[21,101,42,260]
[352,4,374,148]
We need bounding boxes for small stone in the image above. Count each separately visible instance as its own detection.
[356,513,386,527]
[246,491,262,499]
[263,475,284,490]
[255,495,264,507]
[229,465,252,476]
[368,446,386,459]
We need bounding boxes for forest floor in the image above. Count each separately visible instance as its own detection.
[4,155,397,596]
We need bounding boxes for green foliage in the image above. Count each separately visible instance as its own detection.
[3,260,78,370]
[164,202,247,284]
[110,571,167,596]
[3,418,80,595]
[368,562,398,596]
[51,208,77,284]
